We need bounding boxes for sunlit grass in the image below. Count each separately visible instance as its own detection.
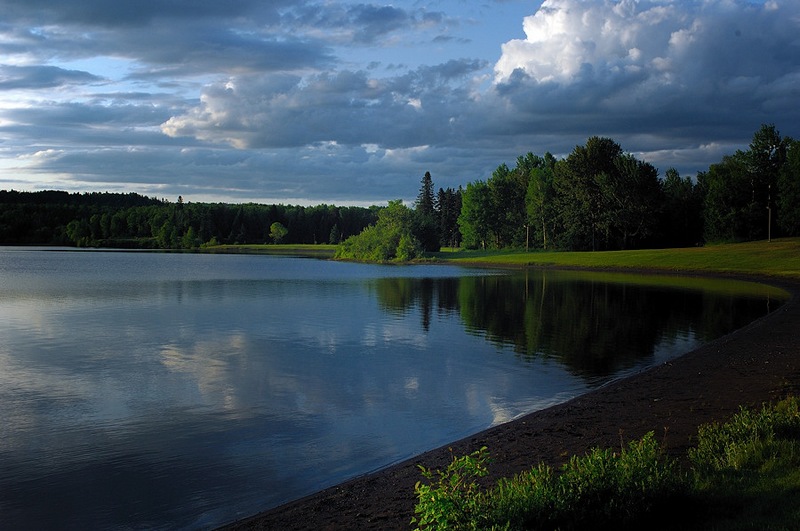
[202,243,337,258]
[434,238,800,280]
[204,238,800,281]
[411,398,800,531]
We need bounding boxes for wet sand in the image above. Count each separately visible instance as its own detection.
[221,275,800,530]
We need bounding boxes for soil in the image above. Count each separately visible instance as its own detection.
[220,275,800,531]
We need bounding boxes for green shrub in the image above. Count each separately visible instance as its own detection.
[412,398,800,530]
[334,200,424,262]
[553,432,682,527]
[490,464,557,529]
[411,446,491,530]
[686,397,800,530]
[412,433,682,530]
[689,396,800,474]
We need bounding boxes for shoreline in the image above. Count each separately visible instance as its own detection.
[221,274,800,530]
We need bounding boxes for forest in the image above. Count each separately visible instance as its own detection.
[456,123,800,252]
[337,123,799,260]
[0,190,379,248]
[1,124,798,254]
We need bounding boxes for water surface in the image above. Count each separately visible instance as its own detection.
[0,248,785,529]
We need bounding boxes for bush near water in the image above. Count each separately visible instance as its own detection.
[412,396,800,530]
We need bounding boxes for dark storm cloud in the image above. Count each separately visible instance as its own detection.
[2,0,800,205]
[283,2,449,44]
[0,65,103,90]
[119,28,334,76]
[0,8,333,75]
[0,0,285,27]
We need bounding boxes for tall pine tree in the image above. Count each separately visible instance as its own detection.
[414,171,441,252]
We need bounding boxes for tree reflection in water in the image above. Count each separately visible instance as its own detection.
[374,269,784,381]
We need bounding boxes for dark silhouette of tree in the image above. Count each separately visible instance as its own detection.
[0,191,377,249]
[778,139,800,235]
[702,124,793,242]
[414,171,441,252]
[437,187,462,248]
[661,168,704,247]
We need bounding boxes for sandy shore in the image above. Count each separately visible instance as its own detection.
[221,275,800,531]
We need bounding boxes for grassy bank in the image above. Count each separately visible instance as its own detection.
[433,238,800,280]
[202,239,800,281]
[412,397,800,531]
[201,243,337,258]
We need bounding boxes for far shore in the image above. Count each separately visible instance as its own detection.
[219,265,800,530]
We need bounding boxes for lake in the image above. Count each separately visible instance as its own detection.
[0,248,786,529]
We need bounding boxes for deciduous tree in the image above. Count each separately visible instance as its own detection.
[269,221,288,243]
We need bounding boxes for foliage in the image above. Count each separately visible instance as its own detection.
[778,139,800,236]
[686,397,800,530]
[458,124,797,252]
[0,190,378,249]
[701,124,792,242]
[5,124,800,253]
[689,397,800,474]
[438,186,462,248]
[552,137,664,251]
[412,433,682,530]
[459,154,549,250]
[525,154,557,250]
[412,398,800,531]
[458,181,494,250]
[486,433,682,530]
[661,167,704,247]
[333,172,460,262]
[414,171,442,252]
[542,433,682,529]
[411,447,491,530]
[269,221,288,243]
[334,200,423,262]
[700,152,757,242]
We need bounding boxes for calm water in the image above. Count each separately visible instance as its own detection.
[0,248,785,529]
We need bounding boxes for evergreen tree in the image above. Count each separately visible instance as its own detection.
[414,171,441,252]
[416,171,436,217]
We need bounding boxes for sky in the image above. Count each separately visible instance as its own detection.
[1,0,799,206]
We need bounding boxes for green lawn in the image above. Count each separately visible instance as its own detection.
[202,243,337,258]
[433,238,800,280]
[204,238,800,281]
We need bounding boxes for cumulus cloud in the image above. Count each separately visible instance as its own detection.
[161,58,487,150]
[472,0,800,179]
[163,1,800,163]
[493,0,800,123]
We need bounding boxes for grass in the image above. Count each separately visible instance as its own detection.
[201,238,800,281]
[412,397,800,531]
[433,238,800,280]
[201,243,337,258]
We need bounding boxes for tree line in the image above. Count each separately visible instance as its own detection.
[2,124,797,254]
[339,123,798,261]
[0,190,378,248]
[458,124,800,252]
[334,172,462,261]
